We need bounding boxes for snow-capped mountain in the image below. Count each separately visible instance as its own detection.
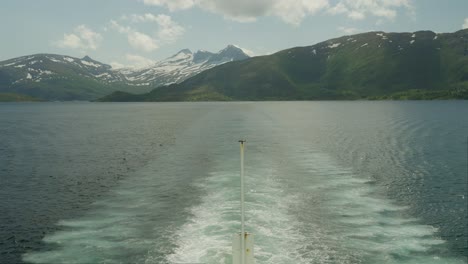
[0,54,152,100]
[0,54,127,85]
[120,45,250,87]
[0,45,249,100]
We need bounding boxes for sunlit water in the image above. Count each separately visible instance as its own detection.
[0,101,466,263]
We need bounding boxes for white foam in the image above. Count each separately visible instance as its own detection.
[21,131,466,264]
[164,158,313,263]
[283,146,464,263]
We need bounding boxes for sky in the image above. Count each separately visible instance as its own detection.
[0,0,467,68]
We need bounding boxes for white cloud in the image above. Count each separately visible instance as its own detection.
[232,44,255,56]
[348,10,365,20]
[58,34,82,49]
[74,25,102,50]
[109,20,131,34]
[127,13,185,43]
[463,18,468,29]
[271,0,329,26]
[110,61,126,69]
[155,15,185,43]
[56,25,102,51]
[328,3,348,15]
[142,0,329,26]
[141,0,413,25]
[338,26,360,34]
[110,54,155,69]
[125,54,155,68]
[143,0,195,11]
[109,20,159,52]
[127,31,159,52]
[328,0,413,21]
[109,14,184,51]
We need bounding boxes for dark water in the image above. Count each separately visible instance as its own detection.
[0,101,466,263]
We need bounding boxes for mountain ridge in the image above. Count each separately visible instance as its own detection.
[0,45,250,101]
[121,45,250,87]
[99,29,468,102]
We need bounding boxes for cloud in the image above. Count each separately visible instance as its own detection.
[57,34,82,49]
[109,20,131,34]
[337,26,360,34]
[141,0,414,25]
[328,0,413,21]
[142,0,195,11]
[142,0,329,26]
[110,54,155,69]
[127,13,185,43]
[154,15,185,43]
[271,0,330,26]
[109,13,184,52]
[56,25,102,51]
[236,45,255,56]
[327,2,347,15]
[463,18,468,29]
[109,61,126,69]
[127,31,159,52]
[125,54,155,67]
[348,10,365,20]
[109,20,159,52]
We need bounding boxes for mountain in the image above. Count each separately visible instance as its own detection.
[121,45,250,87]
[100,29,468,102]
[0,54,142,101]
[0,45,249,101]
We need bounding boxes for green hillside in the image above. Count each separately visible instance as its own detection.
[0,93,42,102]
[0,54,152,101]
[99,29,468,101]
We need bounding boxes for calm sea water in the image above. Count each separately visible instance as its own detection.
[0,101,467,264]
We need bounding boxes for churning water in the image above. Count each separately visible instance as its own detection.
[0,101,467,263]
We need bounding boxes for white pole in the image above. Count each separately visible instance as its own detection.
[239,140,246,264]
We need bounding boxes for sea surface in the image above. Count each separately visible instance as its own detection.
[0,101,467,264]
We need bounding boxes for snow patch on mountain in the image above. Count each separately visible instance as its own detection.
[81,60,101,67]
[63,57,74,63]
[47,57,61,63]
[0,47,248,89]
[0,54,125,86]
[118,45,249,87]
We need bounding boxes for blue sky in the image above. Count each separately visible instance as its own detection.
[1,0,467,68]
